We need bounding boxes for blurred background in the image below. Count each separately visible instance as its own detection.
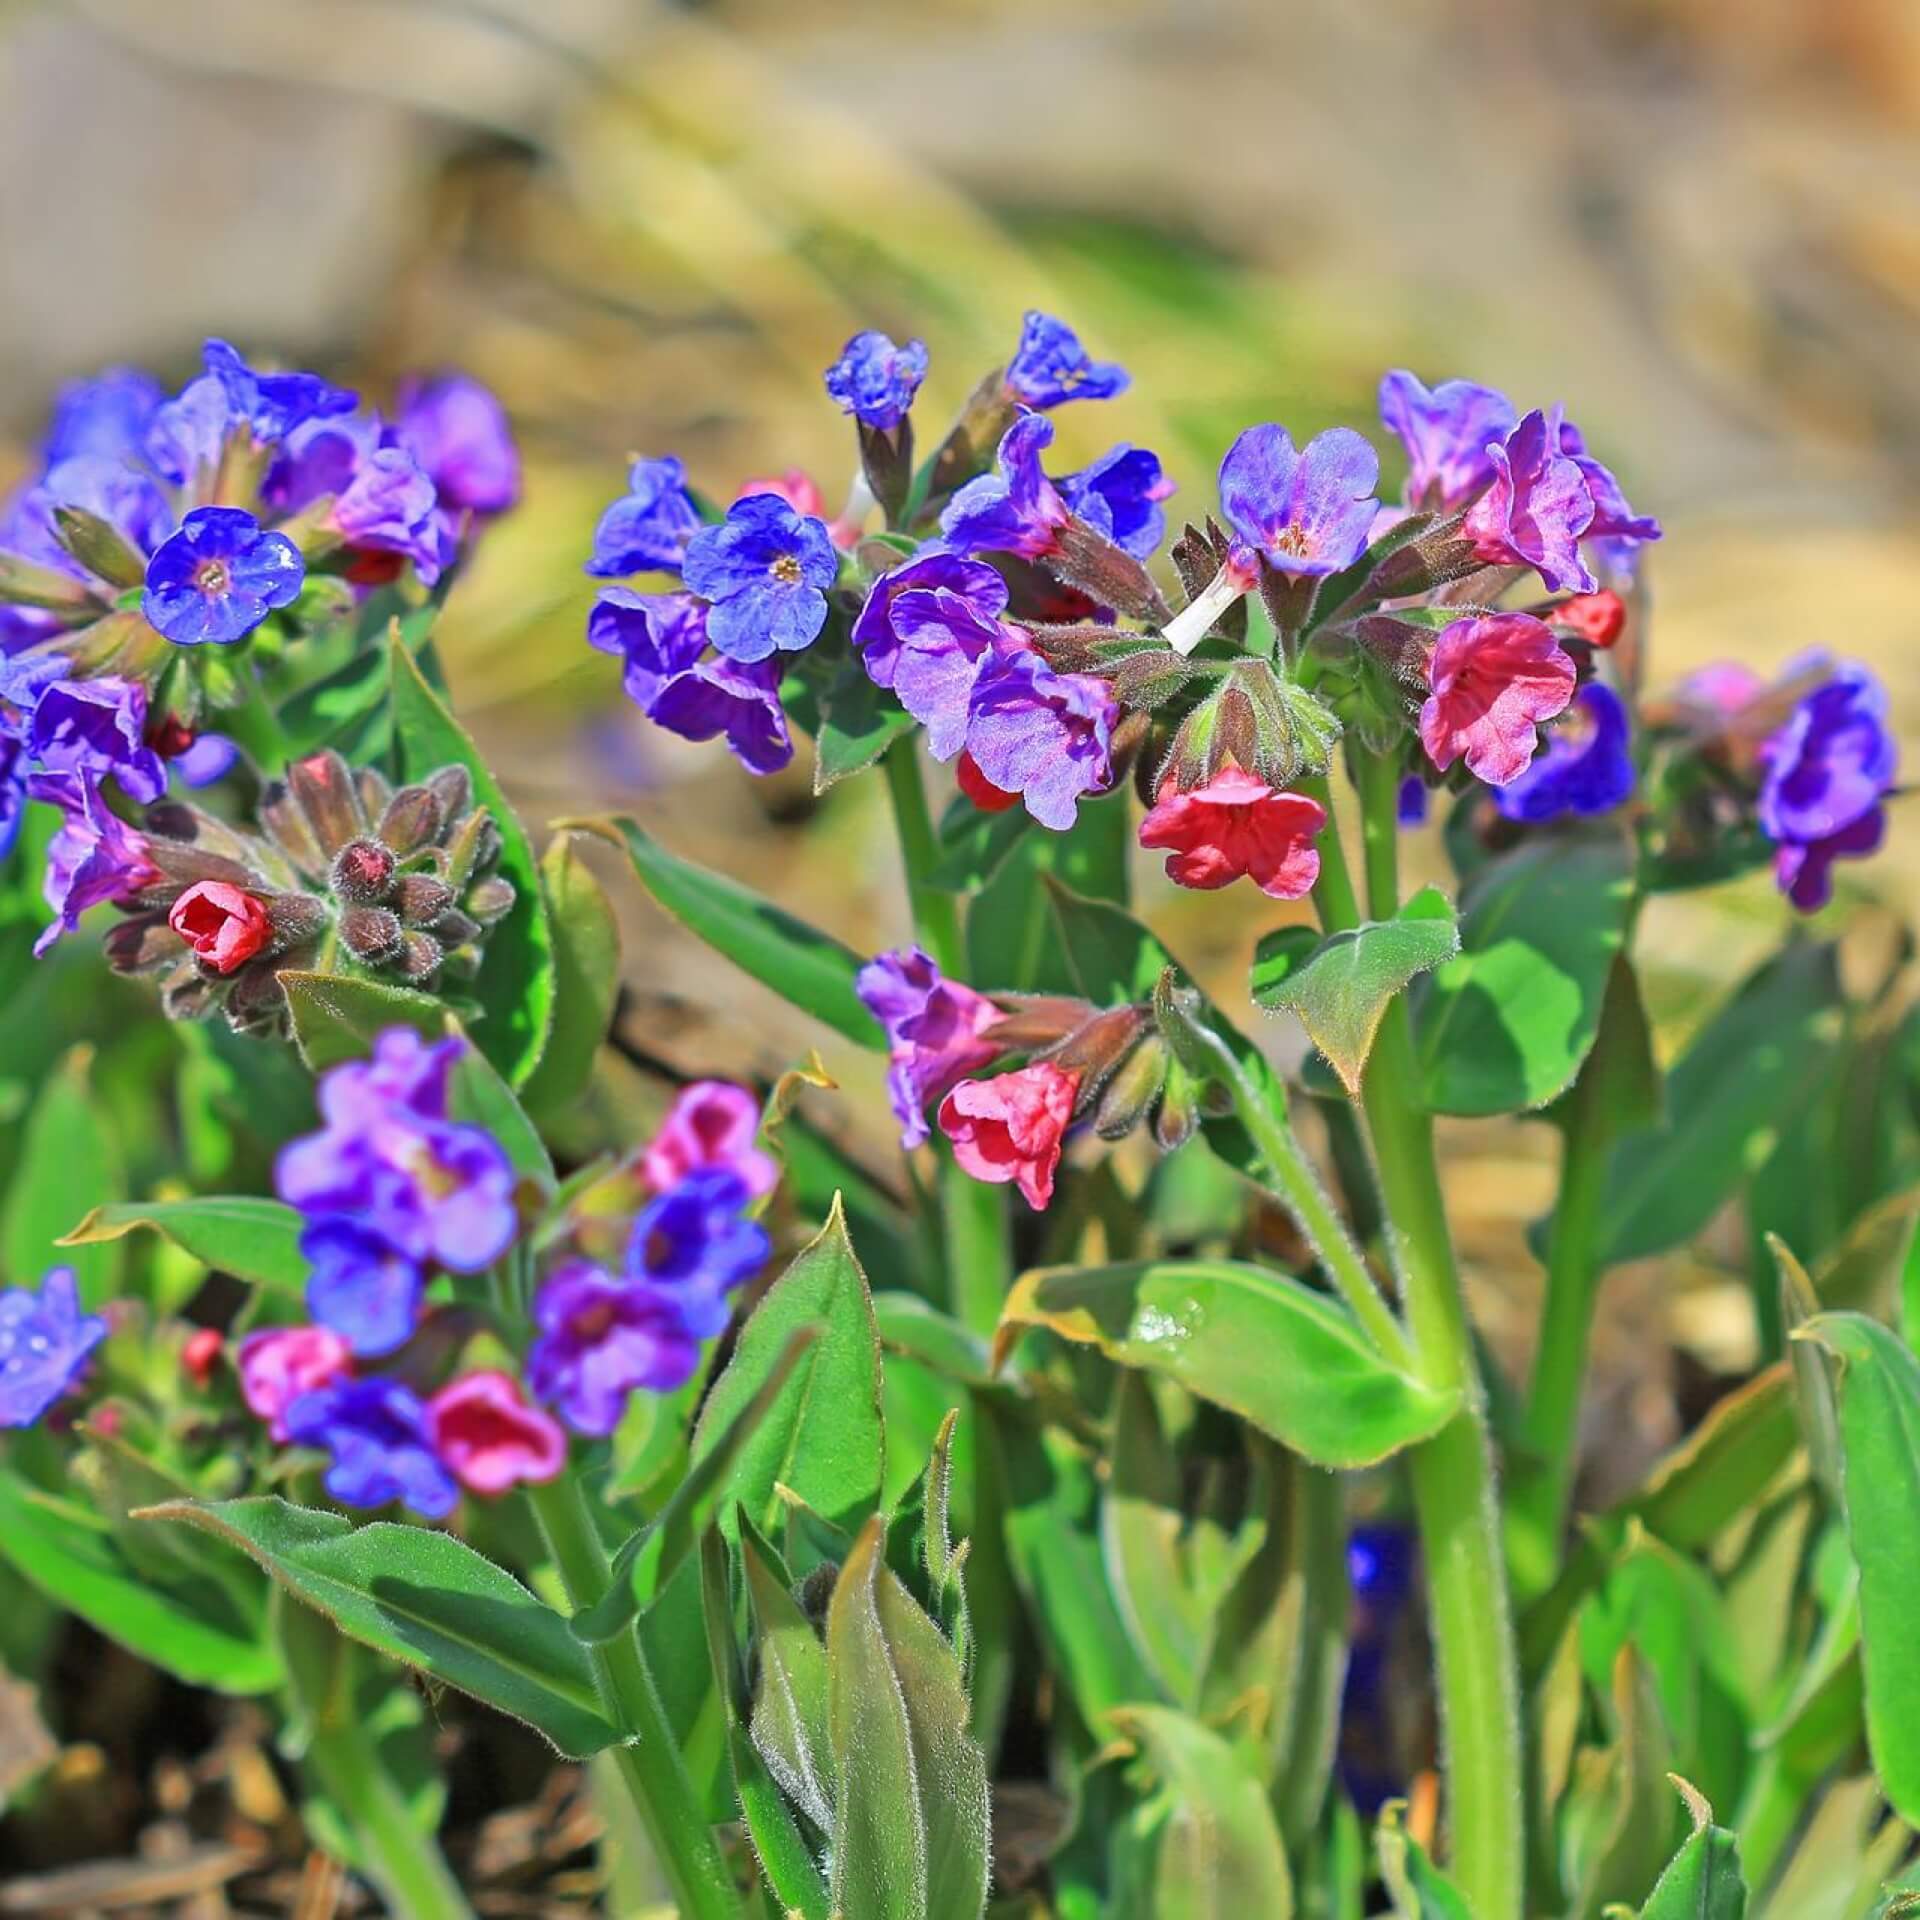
[6,0,1920,1550]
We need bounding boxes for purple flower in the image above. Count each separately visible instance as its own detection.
[28,676,166,804]
[202,339,357,444]
[145,375,232,489]
[284,1378,458,1519]
[0,732,25,862]
[1218,424,1381,578]
[302,1218,425,1358]
[1774,810,1887,913]
[170,732,239,788]
[142,507,305,647]
[1377,371,1516,512]
[625,1168,768,1339]
[1462,408,1595,593]
[963,646,1115,831]
[682,493,838,663]
[887,587,1020,759]
[825,331,929,433]
[44,369,164,466]
[1556,420,1662,556]
[857,945,1004,1149]
[268,416,447,583]
[394,373,521,515]
[1492,682,1635,823]
[276,1030,519,1274]
[29,770,161,956]
[940,414,1072,560]
[588,590,792,775]
[586,457,702,578]
[526,1262,702,1436]
[1397,776,1429,827]
[852,551,1008,690]
[1058,444,1175,559]
[0,1268,107,1428]
[1759,665,1898,845]
[1005,311,1129,408]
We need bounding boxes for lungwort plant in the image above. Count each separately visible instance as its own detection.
[0,319,1915,1919]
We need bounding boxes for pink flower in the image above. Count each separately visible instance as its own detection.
[640,1081,777,1198]
[168,880,272,974]
[1418,612,1576,787]
[938,1062,1079,1212]
[238,1326,353,1442]
[1138,769,1327,899]
[426,1370,567,1496]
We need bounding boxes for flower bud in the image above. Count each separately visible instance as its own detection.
[265,892,329,949]
[464,875,515,925]
[395,931,444,983]
[378,784,443,854]
[1154,1058,1202,1152]
[983,996,1094,1051]
[1094,1032,1169,1140]
[168,882,272,975]
[425,764,473,823]
[1047,1004,1149,1114]
[52,505,148,590]
[181,1328,224,1387]
[331,837,396,903]
[339,905,405,965]
[288,751,367,857]
[1044,521,1170,624]
[390,873,454,926]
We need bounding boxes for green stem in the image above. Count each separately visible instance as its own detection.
[526,1473,741,1920]
[881,738,1011,1337]
[304,1722,474,1920]
[1328,754,1526,1920]
[1505,1065,1612,1603]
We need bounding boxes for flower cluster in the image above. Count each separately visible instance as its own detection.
[526,1081,773,1435]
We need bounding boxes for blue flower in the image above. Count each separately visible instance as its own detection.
[1218,424,1381,579]
[27,676,166,805]
[284,1378,458,1518]
[0,1267,107,1428]
[682,493,838,663]
[142,507,305,647]
[939,414,1071,560]
[825,330,929,433]
[1377,370,1515,513]
[27,770,161,957]
[1397,776,1429,827]
[586,456,702,578]
[1058,443,1175,558]
[1492,683,1635,823]
[43,368,165,467]
[302,1218,425,1358]
[202,338,357,443]
[625,1168,769,1339]
[1005,311,1129,408]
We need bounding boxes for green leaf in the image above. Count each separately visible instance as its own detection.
[1414,836,1635,1116]
[447,1028,553,1186]
[1797,1311,1920,1822]
[4,1046,122,1305]
[280,969,446,1074]
[583,816,881,1050]
[1376,1799,1471,1919]
[743,1513,836,1833]
[996,1259,1459,1469]
[814,661,919,792]
[690,1196,885,1539]
[1774,1238,1844,1509]
[827,1517,991,1920]
[1109,1705,1295,1920]
[1594,945,1843,1267]
[521,833,620,1117]
[140,1496,618,1757]
[58,1196,308,1297]
[1637,1779,1747,1918]
[1254,888,1460,1097]
[389,636,556,1084]
[929,794,1032,892]
[0,1469,280,1694]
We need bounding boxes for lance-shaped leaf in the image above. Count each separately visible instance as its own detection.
[995,1260,1458,1469]
[1773,1236,1844,1509]
[389,636,556,1084]
[60,1196,308,1297]
[520,832,620,1116]
[827,1517,990,1920]
[1108,1705,1295,1919]
[1414,835,1634,1116]
[690,1196,885,1539]
[1796,1311,1920,1822]
[1254,888,1460,1097]
[1376,1799,1471,1919]
[576,815,881,1049]
[138,1496,618,1757]
[6,1047,123,1306]
[1637,1778,1748,1919]
[743,1513,836,1834]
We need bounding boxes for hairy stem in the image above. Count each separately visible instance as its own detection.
[1325,752,1526,1920]
[304,1721,474,1920]
[881,738,1011,1336]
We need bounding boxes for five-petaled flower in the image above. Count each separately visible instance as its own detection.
[427,1371,567,1495]
[284,1377,459,1519]
[1418,612,1577,787]
[1218,423,1381,579]
[1139,768,1327,898]
[142,506,305,646]
[587,456,703,578]
[682,492,838,663]
[0,1268,107,1429]
[825,330,930,433]
[1004,311,1129,408]
[939,1061,1079,1211]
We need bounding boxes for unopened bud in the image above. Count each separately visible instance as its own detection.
[289,752,367,857]
[1049,1005,1150,1112]
[425,764,473,823]
[1094,1033,1169,1140]
[395,931,444,982]
[265,892,329,949]
[464,875,515,925]
[331,838,396,903]
[340,906,404,964]
[391,873,453,926]
[378,784,443,854]
[182,1328,224,1387]
[53,505,147,590]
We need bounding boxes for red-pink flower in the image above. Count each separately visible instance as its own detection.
[640,1080,777,1198]
[427,1370,567,1496]
[238,1326,353,1442]
[1418,612,1576,786]
[1138,769,1326,899]
[168,880,272,973]
[938,1062,1079,1212]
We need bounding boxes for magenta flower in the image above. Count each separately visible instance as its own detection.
[939,1062,1080,1211]
[857,946,1004,1149]
[1462,408,1596,593]
[641,1080,778,1198]
[1377,370,1516,511]
[28,770,161,956]
[1418,612,1577,786]
[962,647,1115,831]
[238,1326,354,1443]
[1218,424,1381,579]
[426,1371,566,1495]
[940,414,1073,560]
